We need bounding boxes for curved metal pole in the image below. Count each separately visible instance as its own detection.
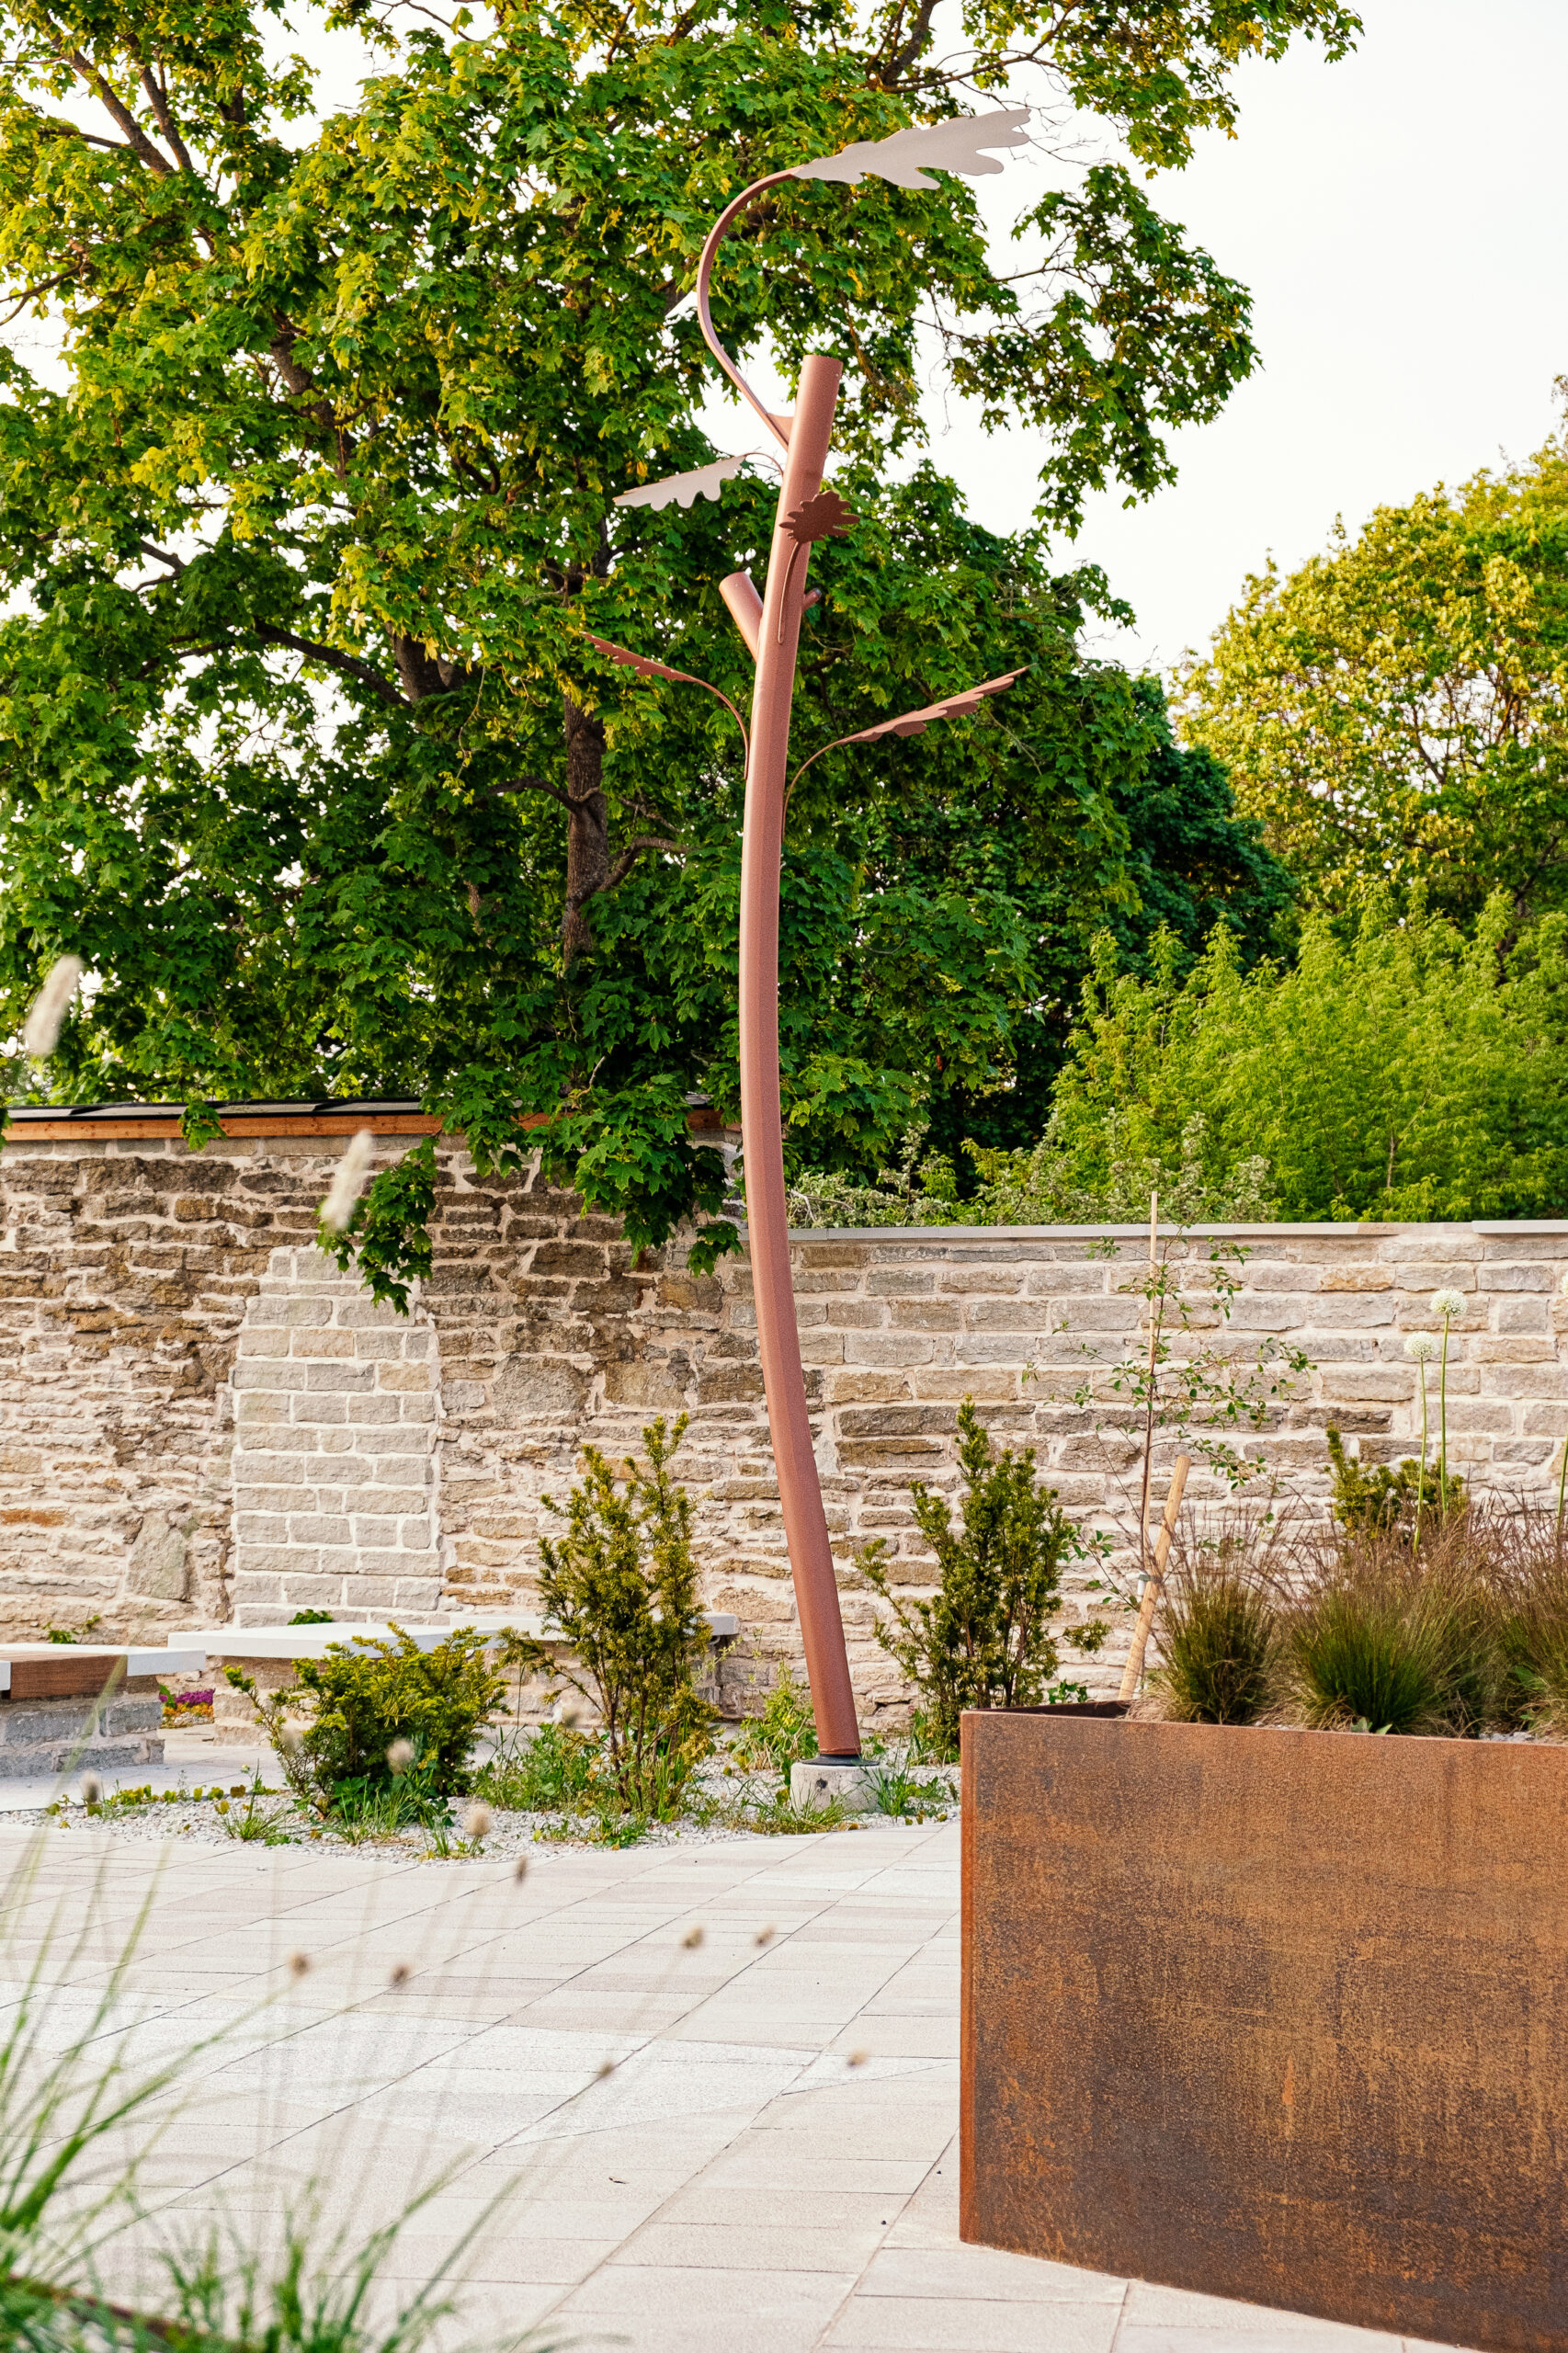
[694,170,800,458]
[740,353,861,1760]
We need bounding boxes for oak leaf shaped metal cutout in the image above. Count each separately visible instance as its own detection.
[583,636,749,756]
[791,107,1030,193]
[615,453,767,512]
[788,669,1024,794]
[782,488,858,546]
[844,669,1024,742]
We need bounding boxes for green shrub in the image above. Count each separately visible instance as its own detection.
[512,1415,716,1817]
[1325,1427,1465,1540]
[1487,1540,1568,1733]
[1153,1539,1278,1724]
[730,1662,818,1784]
[1281,1540,1493,1735]
[225,1624,506,1807]
[860,1398,1106,1760]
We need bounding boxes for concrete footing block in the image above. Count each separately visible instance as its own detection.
[790,1757,877,1813]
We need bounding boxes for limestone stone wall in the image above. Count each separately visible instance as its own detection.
[5,1127,1568,1726]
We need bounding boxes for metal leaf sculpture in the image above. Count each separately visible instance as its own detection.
[615,452,768,512]
[584,634,749,756]
[791,107,1031,192]
[782,487,859,545]
[789,668,1024,791]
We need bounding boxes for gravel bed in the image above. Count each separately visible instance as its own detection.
[12,1758,960,1859]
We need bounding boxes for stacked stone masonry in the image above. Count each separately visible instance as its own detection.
[5,1131,1568,1724]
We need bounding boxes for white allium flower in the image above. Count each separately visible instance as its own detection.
[386,1737,415,1775]
[1404,1333,1437,1363]
[1430,1289,1466,1321]
[320,1128,377,1233]
[21,956,85,1059]
[462,1802,493,1842]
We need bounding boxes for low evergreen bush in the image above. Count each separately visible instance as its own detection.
[511,1415,716,1818]
[224,1623,506,1810]
[860,1398,1107,1759]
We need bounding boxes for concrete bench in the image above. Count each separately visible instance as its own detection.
[0,1643,206,1777]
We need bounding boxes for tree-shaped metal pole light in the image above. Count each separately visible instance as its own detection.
[593,107,1029,1760]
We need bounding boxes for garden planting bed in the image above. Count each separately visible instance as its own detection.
[960,1708,1568,2353]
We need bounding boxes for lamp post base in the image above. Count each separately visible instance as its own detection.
[791,1756,875,1813]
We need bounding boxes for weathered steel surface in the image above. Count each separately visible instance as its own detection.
[961,1713,1568,2353]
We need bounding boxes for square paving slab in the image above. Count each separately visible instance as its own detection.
[0,1817,1478,2353]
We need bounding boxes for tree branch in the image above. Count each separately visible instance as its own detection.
[60,47,176,176]
[136,61,195,175]
[250,621,405,709]
[0,274,71,326]
[574,835,684,909]
[493,775,573,812]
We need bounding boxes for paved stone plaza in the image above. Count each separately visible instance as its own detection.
[0,1813,1473,2353]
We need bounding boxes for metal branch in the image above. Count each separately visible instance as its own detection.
[694,170,801,457]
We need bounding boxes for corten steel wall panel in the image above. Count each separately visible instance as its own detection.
[960,1713,1568,2353]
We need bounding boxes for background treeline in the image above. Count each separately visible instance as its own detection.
[799,397,1568,1226]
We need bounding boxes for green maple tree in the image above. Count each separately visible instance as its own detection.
[0,0,1358,1295]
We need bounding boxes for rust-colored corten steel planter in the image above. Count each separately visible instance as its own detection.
[960,1712,1568,2353]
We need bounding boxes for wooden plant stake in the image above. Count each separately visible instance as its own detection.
[1118,1451,1192,1704]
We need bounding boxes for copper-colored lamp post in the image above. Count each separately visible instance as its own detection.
[594,108,1030,1760]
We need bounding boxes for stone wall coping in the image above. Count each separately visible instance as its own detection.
[784,1220,1568,1243]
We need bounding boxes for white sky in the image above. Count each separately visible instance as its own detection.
[932,0,1568,676]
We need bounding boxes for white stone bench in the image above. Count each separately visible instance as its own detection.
[173,1616,741,1741]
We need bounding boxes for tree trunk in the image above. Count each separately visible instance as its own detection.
[562,691,608,964]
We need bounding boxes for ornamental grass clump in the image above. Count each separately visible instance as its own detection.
[1279,1529,1494,1737]
[1484,1531,1568,1734]
[1149,1522,1280,1725]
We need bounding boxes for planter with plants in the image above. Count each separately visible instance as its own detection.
[960,1407,1568,2353]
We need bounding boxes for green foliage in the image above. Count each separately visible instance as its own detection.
[473,1723,601,1815]
[0,0,1353,1293]
[866,1760,957,1820]
[224,1626,505,1806]
[1034,895,1568,1222]
[1282,1542,1494,1736]
[1325,1427,1466,1540]
[515,1416,715,1816]
[289,1608,335,1627]
[730,1662,819,1784]
[1153,1544,1278,1724]
[1180,404,1568,923]
[860,1399,1103,1759]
